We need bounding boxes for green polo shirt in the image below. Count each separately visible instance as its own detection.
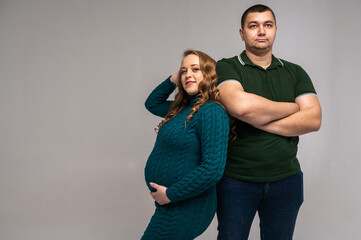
[217,51,316,182]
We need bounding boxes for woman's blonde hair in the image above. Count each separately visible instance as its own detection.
[156,49,221,131]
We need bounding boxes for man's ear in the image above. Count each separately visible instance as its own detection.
[239,28,244,41]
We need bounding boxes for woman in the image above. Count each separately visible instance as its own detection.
[141,50,230,240]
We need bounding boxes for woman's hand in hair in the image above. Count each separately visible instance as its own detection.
[149,182,171,205]
[170,71,179,84]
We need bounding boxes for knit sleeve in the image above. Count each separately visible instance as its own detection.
[166,104,229,203]
[144,76,176,118]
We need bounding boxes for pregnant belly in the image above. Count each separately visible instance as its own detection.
[144,155,198,191]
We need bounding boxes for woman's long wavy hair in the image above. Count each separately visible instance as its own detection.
[156,49,236,140]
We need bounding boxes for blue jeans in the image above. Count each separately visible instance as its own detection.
[216,172,303,240]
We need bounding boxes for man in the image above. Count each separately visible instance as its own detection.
[216,4,322,240]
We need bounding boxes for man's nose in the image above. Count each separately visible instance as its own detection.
[258,26,265,35]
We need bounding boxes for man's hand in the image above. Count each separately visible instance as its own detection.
[149,182,171,205]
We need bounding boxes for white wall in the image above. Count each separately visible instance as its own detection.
[1,0,360,239]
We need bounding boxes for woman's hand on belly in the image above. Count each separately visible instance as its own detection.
[149,182,171,205]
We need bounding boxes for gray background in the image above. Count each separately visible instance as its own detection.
[1,0,360,239]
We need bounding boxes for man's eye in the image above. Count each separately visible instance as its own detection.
[249,25,257,28]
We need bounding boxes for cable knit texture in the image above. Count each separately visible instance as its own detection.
[142,77,229,240]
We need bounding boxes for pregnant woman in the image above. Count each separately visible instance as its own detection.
[141,49,230,240]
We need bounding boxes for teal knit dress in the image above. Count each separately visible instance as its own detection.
[142,77,229,240]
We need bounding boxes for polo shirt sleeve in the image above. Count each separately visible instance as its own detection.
[216,59,242,87]
[295,66,317,98]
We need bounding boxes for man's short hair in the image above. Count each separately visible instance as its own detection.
[241,4,276,29]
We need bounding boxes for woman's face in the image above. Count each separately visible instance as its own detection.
[180,54,203,96]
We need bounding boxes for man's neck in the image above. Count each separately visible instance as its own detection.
[245,49,273,69]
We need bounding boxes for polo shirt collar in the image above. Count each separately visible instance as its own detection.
[238,50,284,70]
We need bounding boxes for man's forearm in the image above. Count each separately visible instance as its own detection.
[232,91,300,125]
[254,95,322,136]
[219,82,299,126]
